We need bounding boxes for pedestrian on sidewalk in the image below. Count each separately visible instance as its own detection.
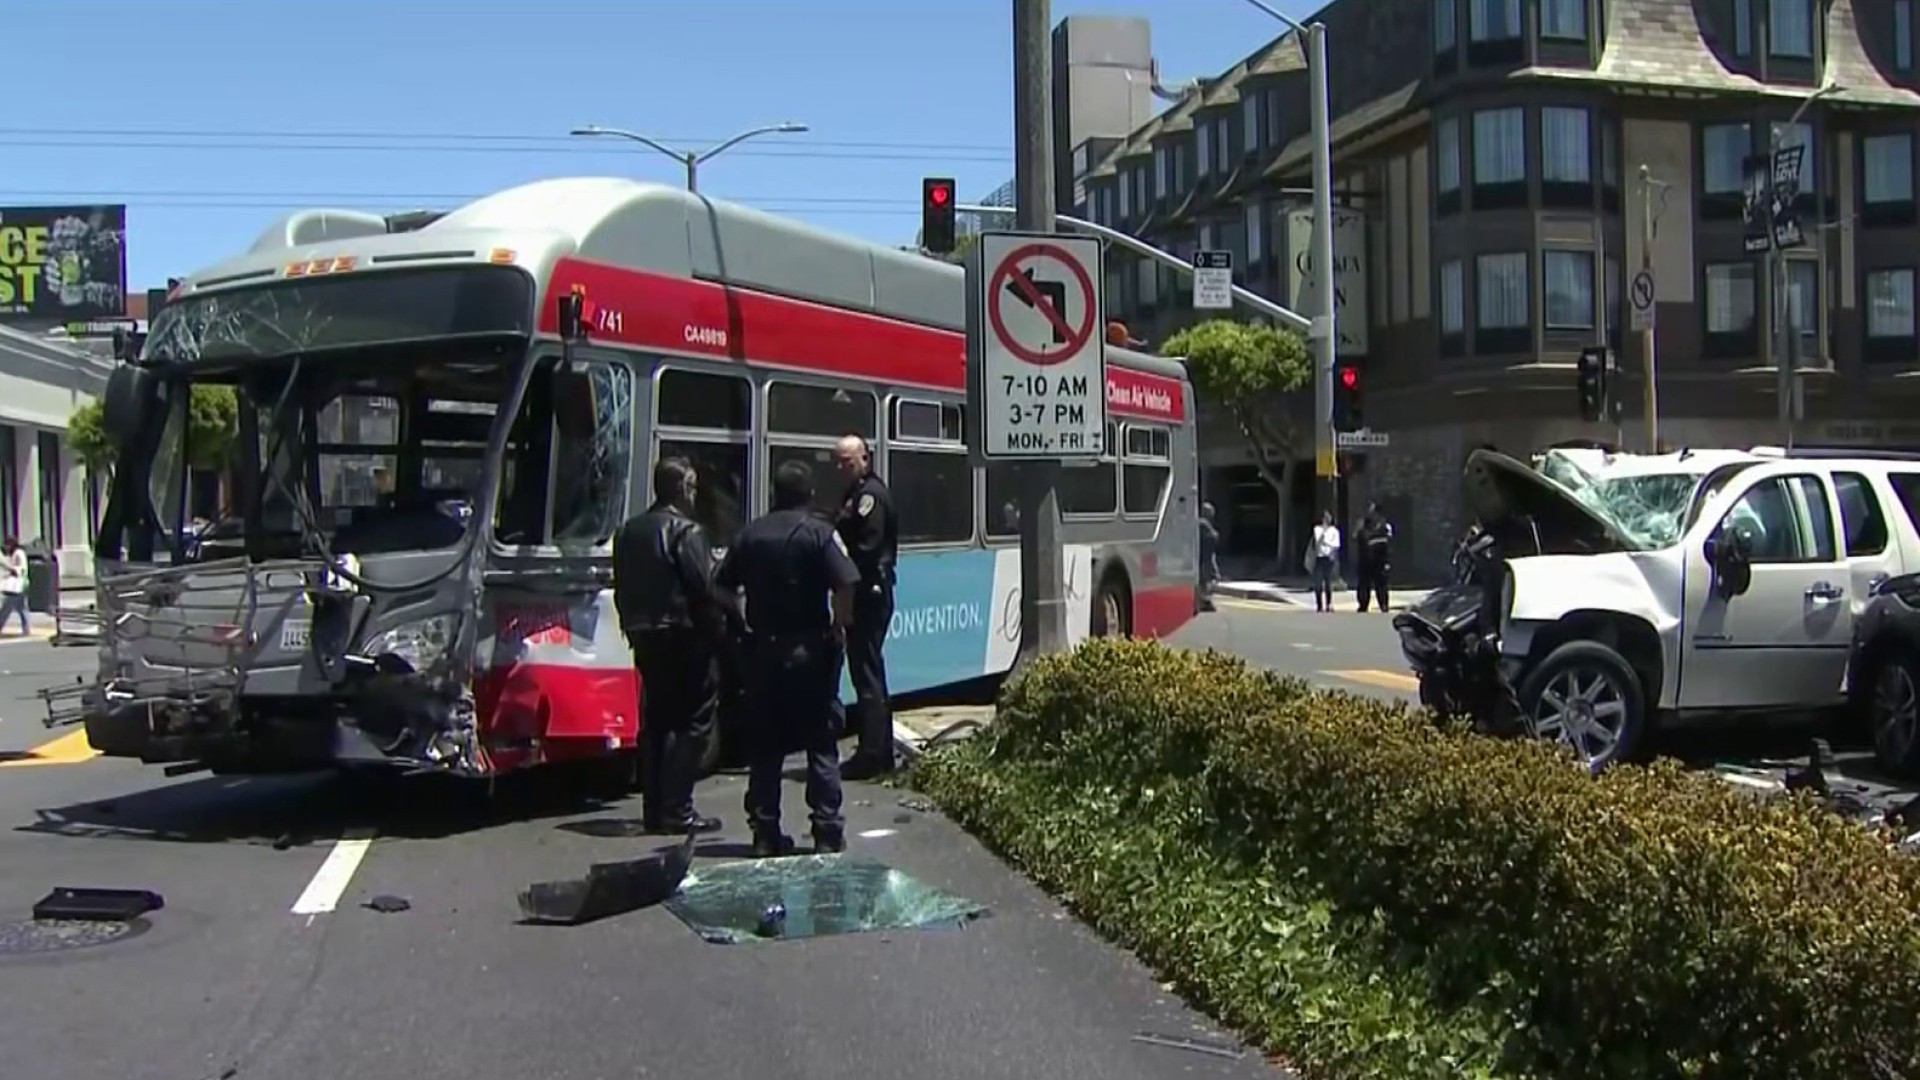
[0,537,29,636]
[1305,511,1341,613]
[1354,503,1394,613]
[1196,502,1220,612]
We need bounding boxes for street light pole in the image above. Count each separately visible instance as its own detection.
[1760,83,1839,449]
[1240,0,1338,520]
[569,122,810,193]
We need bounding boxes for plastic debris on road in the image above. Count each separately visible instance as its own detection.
[665,854,988,944]
[518,835,696,926]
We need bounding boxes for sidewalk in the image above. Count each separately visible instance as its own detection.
[1210,579,1434,613]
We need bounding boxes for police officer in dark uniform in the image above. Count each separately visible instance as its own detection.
[611,456,724,836]
[716,460,861,857]
[832,433,899,781]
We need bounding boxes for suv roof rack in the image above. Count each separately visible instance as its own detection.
[1748,445,1920,462]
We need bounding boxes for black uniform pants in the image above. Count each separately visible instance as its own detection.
[742,633,846,841]
[847,584,895,761]
[1355,555,1390,612]
[631,628,718,827]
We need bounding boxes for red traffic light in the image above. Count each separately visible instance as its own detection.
[929,183,951,206]
[1339,366,1358,390]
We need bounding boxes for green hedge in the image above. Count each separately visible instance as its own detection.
[912,639,1920,1080]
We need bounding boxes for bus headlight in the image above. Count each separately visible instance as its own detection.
[361,614,459,673]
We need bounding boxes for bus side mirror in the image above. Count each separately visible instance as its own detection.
[557,293,585,342]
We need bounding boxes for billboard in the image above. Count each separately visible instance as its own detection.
[1284,205,1370,356]
[0,205,128,324]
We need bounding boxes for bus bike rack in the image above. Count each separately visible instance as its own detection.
[38,556,311,731]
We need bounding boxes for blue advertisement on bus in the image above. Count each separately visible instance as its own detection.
[837,544,1093,700]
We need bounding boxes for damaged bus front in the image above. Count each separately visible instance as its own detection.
[45,263,586,777]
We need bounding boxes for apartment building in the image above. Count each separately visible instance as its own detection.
[1082,0,1920,577]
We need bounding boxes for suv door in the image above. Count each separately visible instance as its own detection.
[1832,469,1901,611]
[1679,468,1853,711]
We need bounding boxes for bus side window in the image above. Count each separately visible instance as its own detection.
[492,357,635,549]
[887,397,973,546]
[655,368,752,548]
[985,421,1117,537]
[1122,424,1172,517]
[767,381,876,517]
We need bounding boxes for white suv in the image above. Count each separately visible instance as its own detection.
[1464,446,1920,768]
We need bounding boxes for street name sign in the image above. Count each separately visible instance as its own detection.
[967,231,1107,461]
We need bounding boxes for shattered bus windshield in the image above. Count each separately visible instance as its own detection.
[133,265,539,560]
[154,348,523,559]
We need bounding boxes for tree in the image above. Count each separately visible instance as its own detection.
[1160,319,1311,560]
[65,384,239,472]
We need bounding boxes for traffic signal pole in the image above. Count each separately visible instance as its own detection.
[1011,0,1068,661]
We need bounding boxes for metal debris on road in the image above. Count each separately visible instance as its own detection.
[517,835,696,926]
[32,887,163,922]
[364,895,411,914]
[665,854,987,944]
[1130,1031,1247,1059]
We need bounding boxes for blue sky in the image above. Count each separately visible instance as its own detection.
[5,0,1312,290]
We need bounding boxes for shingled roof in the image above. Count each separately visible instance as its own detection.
[1523,0,1918,106]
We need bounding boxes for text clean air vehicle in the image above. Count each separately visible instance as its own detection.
[55,178,1199,778]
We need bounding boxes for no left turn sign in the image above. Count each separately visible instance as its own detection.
[968,232,1107,460]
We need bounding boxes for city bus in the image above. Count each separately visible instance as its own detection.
[56,177,1199,779]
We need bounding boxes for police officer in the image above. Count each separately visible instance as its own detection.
[832,433,899,781]
[611,457,725,836]
[716,460,861,857]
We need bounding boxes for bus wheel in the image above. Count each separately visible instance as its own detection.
[1092,574,1132,638]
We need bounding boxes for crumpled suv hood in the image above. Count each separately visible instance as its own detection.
[1463,448,1636,557]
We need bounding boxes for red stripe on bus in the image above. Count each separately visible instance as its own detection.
[537,256,1187,421]
[1133,584,1196,640]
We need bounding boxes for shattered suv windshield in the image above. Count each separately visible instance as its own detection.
[1575,473,1700,549]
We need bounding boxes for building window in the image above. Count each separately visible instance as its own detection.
[1242,95,1260,152]
[1245,201,1264,263]
[1733,0,1753,55]
[1787,259,1820,354]
[1543,250,1595,330]
[1137,258,1159,307]
[1605,255,1622,343]
[1541,0,1586,40]
[1770,0,1813,59]
[1196,123,1211,177]
[1118,174,1132,219]
[1264,88,1285,144]
[1198,223,1215,252]
[1469,0,1520,40]
[1435,0,1457,53]
[1472,107,1526,208]
[1899,0,1914,70]
[36,431,60,548]
[1436,116,1462,214]
[1868,269,1916,338]
[1439,259,1466,352]
[1705,262,1758,357]
[1541,107,1592,208]
[1864,134,1915,225]
[1476,252,1529,352]
[1703,123,1751,217]
[1155,146,1170,200]
[1213,117,1231,173]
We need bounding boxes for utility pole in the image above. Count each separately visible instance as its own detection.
[1012,0,1068,660]
[1305,21,1338,521]
[1639,164,1660,454]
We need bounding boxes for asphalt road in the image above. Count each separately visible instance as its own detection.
[0,637,1280,1080]
[3,598,1899,1080]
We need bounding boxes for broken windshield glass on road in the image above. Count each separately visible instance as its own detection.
[665,855,988,944]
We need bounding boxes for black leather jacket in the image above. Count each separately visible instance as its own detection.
[611,504,719,637]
